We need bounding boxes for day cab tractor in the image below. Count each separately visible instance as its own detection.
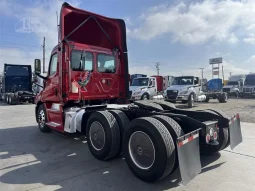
[33,2,243,186]
[164,76,206,108]
[0,63,35,104]
[129,75,164,101]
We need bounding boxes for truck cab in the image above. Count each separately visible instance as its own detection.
[222,74,246,97]
[241,73,255,97]
[129,75,164,100]
[164,76,205,107]
[0,63,35,104]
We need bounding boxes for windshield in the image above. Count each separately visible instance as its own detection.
[5,66,30,76]
[71,50,93,71]
[227,81,238,85]
[172,77,194,85]
[131,78,149,86]
[244,75,255,85]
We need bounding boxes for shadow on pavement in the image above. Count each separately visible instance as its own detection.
[0,125,224,191]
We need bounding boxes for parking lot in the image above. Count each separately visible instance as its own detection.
[0,100,255,191]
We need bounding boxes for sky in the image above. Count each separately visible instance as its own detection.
[0,0,255,80]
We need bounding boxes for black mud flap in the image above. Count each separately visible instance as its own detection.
[229,113,243,150]
[176,129,201,186]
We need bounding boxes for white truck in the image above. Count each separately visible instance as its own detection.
[241,73,255,97]
[222,74,246,97]
[129,76,164,100]
[164,76,206,108]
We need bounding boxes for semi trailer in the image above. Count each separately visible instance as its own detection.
[0,63,35,104]
[33,2,243,186]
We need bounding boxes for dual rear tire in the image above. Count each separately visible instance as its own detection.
[86,111,181,183]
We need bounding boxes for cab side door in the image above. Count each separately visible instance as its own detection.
[41,53,60,103]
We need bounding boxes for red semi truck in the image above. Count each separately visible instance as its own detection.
[33,2,243,185]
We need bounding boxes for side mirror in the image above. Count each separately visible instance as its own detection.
[34,59,41,75]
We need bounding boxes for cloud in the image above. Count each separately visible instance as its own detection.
[128,0,255,45]
[0,0,80,71]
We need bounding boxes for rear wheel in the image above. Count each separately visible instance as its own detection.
[6,95,9,104]
[151,115,184,174]
[86,111,121,161]
[218,93,227,103]
[123,117,175,182]
[204,96,210,102]
[108,110,129,155]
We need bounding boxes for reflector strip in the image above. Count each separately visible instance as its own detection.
[178,133,199,147]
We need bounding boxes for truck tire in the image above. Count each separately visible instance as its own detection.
[37,104,51,133]
[218,93,227,103]
[187,93,195,108]
[235,91,239,98]
[204,96,210,103]
[151,115,184,174]
[86,111,121,161]
[108,110,130,155]
[123,117,175,182]
[141,93,150,100]
[9,95,18,105]
[6,95,9,104]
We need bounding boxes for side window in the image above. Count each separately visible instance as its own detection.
[152,79,155,86]
[49,54,58,76]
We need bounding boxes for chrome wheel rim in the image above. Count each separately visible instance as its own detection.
[38,109,45,128]
[89,121,105,151]
[128,131,155,170]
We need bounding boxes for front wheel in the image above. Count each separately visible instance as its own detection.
[37,104,51,133]
[141,93,150,100]
[187,93,195,108]
[236,91,239,98]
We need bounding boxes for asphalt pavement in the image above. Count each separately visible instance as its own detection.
[0,102,255,191]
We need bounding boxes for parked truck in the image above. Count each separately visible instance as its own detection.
[33,2,243,186]
[129,75,164,100]
[241,73,255,97]
[222,74,246,97]
[130,74,147,84]
[164,76,207,108]
[0,63,35,104]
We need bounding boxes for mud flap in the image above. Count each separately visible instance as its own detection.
[229,113,242,150]
[176,129,201,186]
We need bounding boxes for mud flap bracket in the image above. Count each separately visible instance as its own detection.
[176,129,201,186]
[229,113,242,150]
